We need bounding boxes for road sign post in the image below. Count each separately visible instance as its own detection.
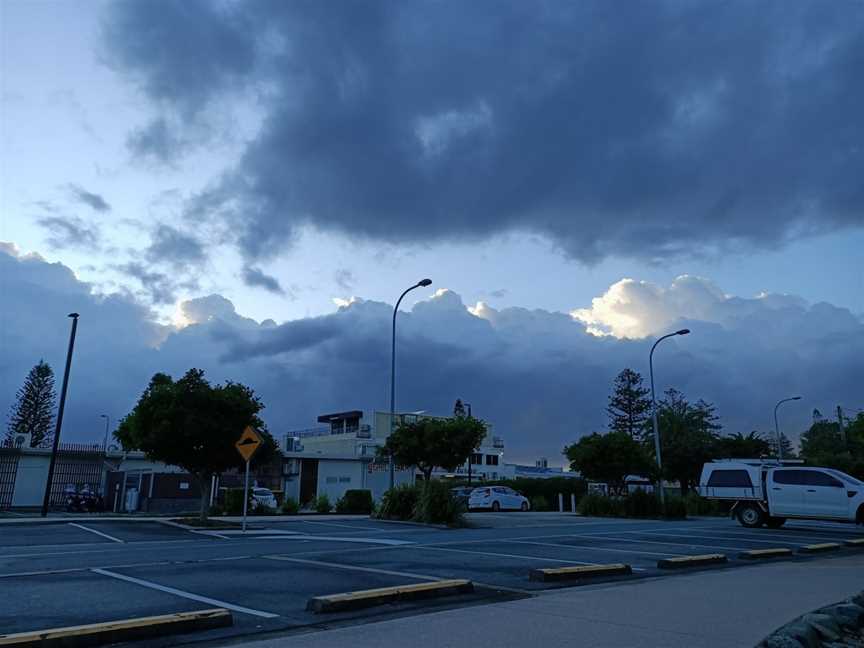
[235,426,262,534]
[241,459,250,533]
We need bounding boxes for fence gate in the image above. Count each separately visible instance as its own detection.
[0,448,20,509]
[48,443,105,507]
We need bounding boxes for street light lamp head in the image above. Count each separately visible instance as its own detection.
[792,396,802,400]
[676,328,690,335]
[68,313,79,318]
[417,278,432,287]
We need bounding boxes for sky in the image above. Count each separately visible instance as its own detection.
[1,1,863,464]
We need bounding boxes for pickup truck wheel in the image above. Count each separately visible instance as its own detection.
[765,516,786,529]
[736,503,765,528]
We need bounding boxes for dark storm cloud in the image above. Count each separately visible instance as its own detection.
[37,215,100,251]
[241,265,284,294]
[103,1,864,262]
[127,118,191,165]
[145,225,206,266]
[112,261,198,305]
[67,184,111,213]
[3,247,863,462]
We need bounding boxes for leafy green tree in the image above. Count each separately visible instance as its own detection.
[767,433,797,459]
[646,388,721,495]
[5,360,56,448]
[115,369,272,519]
[714,431,771,459]
[564,432,651,495]
[382,416,487,481]
[800,417,864,480]
[606,368,652,440]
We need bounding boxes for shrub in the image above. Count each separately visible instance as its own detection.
[453,476,587,509]
[530,495,551,512]
[335,489,373,514]
[684,492,729,517]
[224,489,247,515]
[280,498,299,515]
[621,489,661,518]
[252,500,277,515]
[314,494,332,514]
[376,484,419,520]
[577,492,618,517]
[662,496,688,519]
[414,480,464,526]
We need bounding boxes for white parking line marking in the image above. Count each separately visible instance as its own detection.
[91,568,279,618]
[243,534,412,546]
[508,539,683,558]
[570,534,748,553]
[68,523,124,543]
[265,555,442,581]
[672,529,852,544]
[422,544,599,565]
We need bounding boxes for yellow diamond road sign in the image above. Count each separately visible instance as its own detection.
[235,426,262,462]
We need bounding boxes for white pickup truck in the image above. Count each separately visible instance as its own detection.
[698,459,864,528]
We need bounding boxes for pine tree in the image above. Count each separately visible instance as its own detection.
[5,360,56,448]
[453,399,466,418]
[606,368,652,440]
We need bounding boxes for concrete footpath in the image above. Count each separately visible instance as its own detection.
[238,554,864,648]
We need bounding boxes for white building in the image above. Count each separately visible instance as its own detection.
[281,409,509,504]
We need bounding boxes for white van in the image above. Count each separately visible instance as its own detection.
[698,459,864,528]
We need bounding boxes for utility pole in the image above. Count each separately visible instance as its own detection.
[41,313,80,517]
[837,406,848,449]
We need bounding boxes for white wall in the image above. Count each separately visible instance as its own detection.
[316,460,364,503]
[11,453,49,507]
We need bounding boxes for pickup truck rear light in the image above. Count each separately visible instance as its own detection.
[848,491,858,498]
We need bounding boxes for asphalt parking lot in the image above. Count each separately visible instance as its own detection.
[2,513,863,645]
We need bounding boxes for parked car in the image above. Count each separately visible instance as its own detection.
[698,459,864,528]
[450,487,474,508]
[251,487,278,510]
[468,486,530,512]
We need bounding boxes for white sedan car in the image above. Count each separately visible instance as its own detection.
[468,486,530,512]
[251,487,277,510]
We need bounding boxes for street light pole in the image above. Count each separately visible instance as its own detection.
[773,396,801,461]
[649,328,690,508]
[41,313,80,517]
[464,402,473,485]
[100,414,110,450]
[389,278,432,489]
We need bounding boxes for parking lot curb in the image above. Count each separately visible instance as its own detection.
[739,548,794,560]
[657,554,727,569]
[306,579,474,613]
[798,542,843,554]
[843,538,864,547]
[0,608,232,647]
[528,563,632,582]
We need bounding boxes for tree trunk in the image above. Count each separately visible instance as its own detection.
[197,474,211,522]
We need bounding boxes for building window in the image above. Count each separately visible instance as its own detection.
[470,453,483,465]
[339,476,351,483]
[485,455,499,466]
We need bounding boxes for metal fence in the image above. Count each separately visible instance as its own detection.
[47,443,105,507]
[0,449,20,509]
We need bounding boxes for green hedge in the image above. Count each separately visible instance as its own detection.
[577,491,687,520]
[335,489,374,514]
[314,494,332,513]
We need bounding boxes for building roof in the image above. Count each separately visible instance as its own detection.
[317,410,363,423]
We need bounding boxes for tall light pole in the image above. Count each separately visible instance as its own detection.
[773,396,801,461]
[100,414,110,450]
[389,278,432,489]
[649,328,690,508]
[41,313,80,517]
